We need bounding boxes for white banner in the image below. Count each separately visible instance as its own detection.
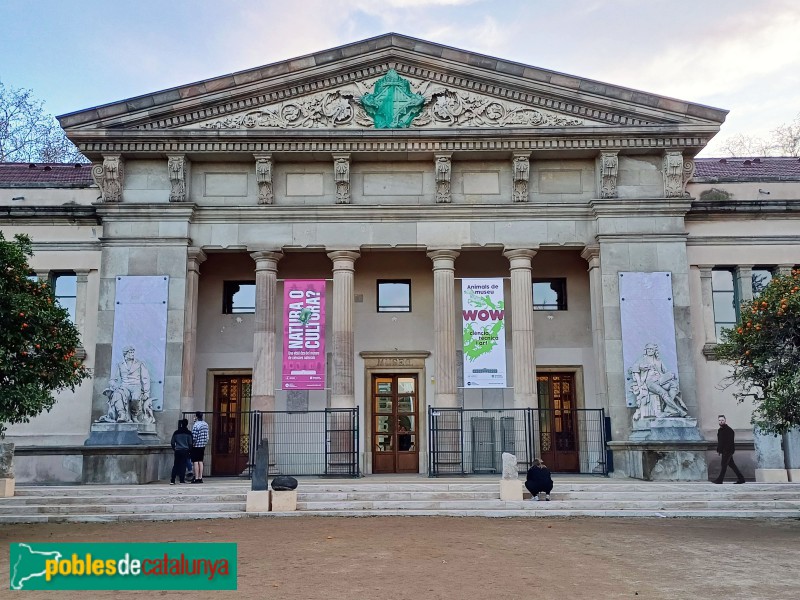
[111,276,169,411]
[462,278,507,388]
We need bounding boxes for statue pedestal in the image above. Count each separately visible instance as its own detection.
[84,422,158,446]
[608,440,709,481]
[630,417,704,442]
[81,423,168,484]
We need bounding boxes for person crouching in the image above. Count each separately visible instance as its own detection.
[525,458,553,501]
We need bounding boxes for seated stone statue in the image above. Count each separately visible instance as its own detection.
[98,345,156,425]
[628,343,689,423]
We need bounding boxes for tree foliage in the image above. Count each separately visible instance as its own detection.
[0,233,90,437]
[0,79,87,163]
[718,113,800,158]
[715,270,800,435]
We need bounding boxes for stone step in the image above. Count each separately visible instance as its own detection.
[0,502,246,516]
[0,493,247,506]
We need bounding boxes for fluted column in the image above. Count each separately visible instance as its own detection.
[427,250,460,407]
[328,251,360,408]
[179,248,207,411]
[251,251,283,411]
[581,246,608,409]
[504,249,538,408]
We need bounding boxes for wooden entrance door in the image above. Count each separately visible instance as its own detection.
[372,374,419,473]
[211,375,252,476]
[536,373,580,472]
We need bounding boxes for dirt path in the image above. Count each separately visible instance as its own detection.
[2,517,799,599]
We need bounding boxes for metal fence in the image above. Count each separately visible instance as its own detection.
[428,407,607,476]
[184,408,359,478]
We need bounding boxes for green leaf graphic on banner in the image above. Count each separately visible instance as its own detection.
[462,290,505,362]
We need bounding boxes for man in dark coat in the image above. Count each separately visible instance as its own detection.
[525,459,554,501]
[170,419,193,484]
[713,415,745,484]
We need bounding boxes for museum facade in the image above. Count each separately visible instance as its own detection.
[3,34,800,483]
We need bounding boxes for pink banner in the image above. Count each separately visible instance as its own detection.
[282,280,326,390]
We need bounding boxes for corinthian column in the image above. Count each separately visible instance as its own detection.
[251,251,283,411]
[328,251,360,408]
[427,250,460,407]
[180,248,207,412]
[503,249,538,408]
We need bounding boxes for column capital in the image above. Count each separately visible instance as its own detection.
[250,251,283,271]
[427,249,460,268]
[74,268,91,283]
[187,248,207,273]
[776,264,796,276]
[503,248,537,268]
[580,245,600,269]
[327,250,360,269]
[697,265,715,278]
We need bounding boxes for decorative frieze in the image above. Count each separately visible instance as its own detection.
[598,151,618,199]
[663,151,694,198]
[91,155,124,203]
[434,154,452,204]
[512,153,530,203]
[254,154,274,205]
[333,154,351,204]
[167,154,189,202]
[197,74,585,131]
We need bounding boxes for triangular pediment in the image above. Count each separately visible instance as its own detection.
[59,33,727,136]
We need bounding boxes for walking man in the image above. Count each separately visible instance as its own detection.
[191,411,209,484]
[713,415,745,484]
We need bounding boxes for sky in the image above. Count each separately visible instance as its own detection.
[1,0,798,157]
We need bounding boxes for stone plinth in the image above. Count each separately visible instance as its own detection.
[271,490,298,512]
[0,478,14,497]
[246,490,270,512]
[500,479,523,501]
[630,417,703,442]
[85,422,158,446]
[81,446,171,484]
[608,441,709,481]
[785,429,800,482]
[754,429,788,482]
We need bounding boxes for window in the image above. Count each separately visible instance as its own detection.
[711,269,737,340]
[377,280,411,312]
[751,268,773,297]
[223,281,256,314]
[533,278,567,311]
[52,272,77,323]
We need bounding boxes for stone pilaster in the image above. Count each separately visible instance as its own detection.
[333,154,351,205]
[697,265,718,357]
[434,153,452,204]
[91,155,124,203]
[503,248,538,409]
[427,250,460,407]
[74,269,90,359]
[179,248,207,412]
[581,245,609,409]
[328,251,360,407]
[167,154,190,202]
[512,152,530,203]
[250,251,283,411]
[736,265,754,303]
[254,154,274,205]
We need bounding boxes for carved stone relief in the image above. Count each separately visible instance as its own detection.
[197,73,585,131]
[167,154,189,202]
[91,155,124,203]
[512,153,530,203]
[434,154,452,203]
[254,153,274,205]
[663,151,688,198]
[599,151,618,199]
[333,154,351,204]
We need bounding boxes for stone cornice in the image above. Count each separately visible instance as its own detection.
[687,199,800,216]
[94,203,196,221]
[590,198,692,218]
[190,203,595,223]
[98,237,190,247]
[596,233,689,243]
[59,35,727,132]
[686,236,800,246]
[30,241,101,252]
[0,205,99,224]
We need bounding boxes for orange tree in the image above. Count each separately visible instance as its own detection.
[0,232,89,437]
[715,269,800,435]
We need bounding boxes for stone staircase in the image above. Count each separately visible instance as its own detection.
[3,479,800,523]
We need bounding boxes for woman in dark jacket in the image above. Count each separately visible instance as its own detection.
[525,459,553,501]
[170,420,193,484]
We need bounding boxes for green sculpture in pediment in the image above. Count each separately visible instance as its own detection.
[360,69,425,129]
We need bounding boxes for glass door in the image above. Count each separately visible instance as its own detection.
[372,374,419,473]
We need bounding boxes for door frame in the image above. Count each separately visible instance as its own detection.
[204,369,251,477]
[360,351,430,475]
[535,366,587,473]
